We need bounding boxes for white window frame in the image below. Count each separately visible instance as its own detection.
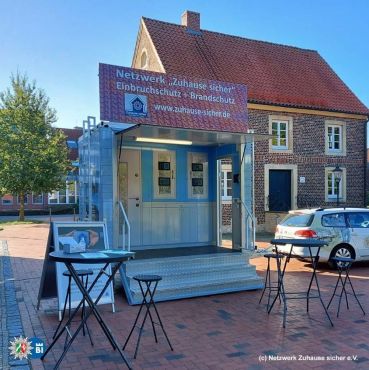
[32,193,44,205]
[272,121,288,149]
[269,115,293,153]
[221,166,232,201]
[48,191,59,204]
[66,181,77,204]
[325,167,346,202]
[325,120,346,156]
[48,181,78,205]
[327,125,342,152]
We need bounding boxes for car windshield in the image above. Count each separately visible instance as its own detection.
[280,213,314,227]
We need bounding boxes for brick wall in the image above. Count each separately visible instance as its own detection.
[0,195,77,213]
[221,203,232,231]
[249,109,366,228]
[0,196,48,212]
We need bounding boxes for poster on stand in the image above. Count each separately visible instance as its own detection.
[53,222,115,314]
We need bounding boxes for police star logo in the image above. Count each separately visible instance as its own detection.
[9,336,33,360]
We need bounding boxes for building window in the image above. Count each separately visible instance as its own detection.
[325,120,346,156]
[325,167,346,202]
[17,194,29,205]
[67,181,77,204]
[327,125,342,151]
[48,191,58,204]
[269,116,293,153]
[1,195,13,205]
[221,169,232,200]
[32,193,44,204]
[327,172,342,199]
[140,50,148,69]
[48,181,78,204]
[272,120,288,149]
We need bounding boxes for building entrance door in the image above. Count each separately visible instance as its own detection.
[118,149,142,248]
[269,170,291,212]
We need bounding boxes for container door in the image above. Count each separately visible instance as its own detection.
[119,149,142,248]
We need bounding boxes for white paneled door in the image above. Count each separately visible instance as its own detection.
[119,149,142,248]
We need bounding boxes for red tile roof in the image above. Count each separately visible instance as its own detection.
[143,17,369,116]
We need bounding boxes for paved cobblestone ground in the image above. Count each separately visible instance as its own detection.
[2,223,369,369]
[1,240,30,370]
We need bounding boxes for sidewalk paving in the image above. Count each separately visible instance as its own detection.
[1,223,369,369]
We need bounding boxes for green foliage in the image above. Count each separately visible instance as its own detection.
[0,73,69,201]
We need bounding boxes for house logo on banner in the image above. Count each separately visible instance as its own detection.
[124,93,148,117]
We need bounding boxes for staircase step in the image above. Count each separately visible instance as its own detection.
[125,252,250,273]
[119,250,263,305]
[129,267,260,290]
[130,277,263,304]
[126,259,254,278]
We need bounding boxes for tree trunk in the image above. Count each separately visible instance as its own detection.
[19,193,25,221]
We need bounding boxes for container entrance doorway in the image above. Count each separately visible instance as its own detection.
[217,158,233,248]
[118,149,142,247]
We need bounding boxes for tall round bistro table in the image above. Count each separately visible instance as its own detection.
[41,250,135,369]
[268,239,333,328]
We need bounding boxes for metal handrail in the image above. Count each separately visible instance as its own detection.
[239,199,256,251]
[118,201,131,251]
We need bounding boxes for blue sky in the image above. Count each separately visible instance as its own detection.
[0,0,368,129]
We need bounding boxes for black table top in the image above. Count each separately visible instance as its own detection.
[49,250,135,264]
[271,238,328,248]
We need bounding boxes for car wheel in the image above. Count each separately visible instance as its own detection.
[328,244,355,269]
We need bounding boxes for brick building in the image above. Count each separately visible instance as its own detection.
[131,10,369,231]
[0,127,82,214]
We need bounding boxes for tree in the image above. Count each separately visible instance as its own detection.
[0,73,69,221]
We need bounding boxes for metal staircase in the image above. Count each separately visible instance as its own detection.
[117,195,262,305]
[119,250,263,305]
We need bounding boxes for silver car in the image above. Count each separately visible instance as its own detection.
[275,208,369,266]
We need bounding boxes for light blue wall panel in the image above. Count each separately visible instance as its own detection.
[140,202,215,248]
[141,149,153,202]
[99,127,115,245]
[176,148,188,201]
[166,206,181,243]
[197,205,211,242]
[141,204,152,245]
[180,206,194,243]
[151,206,167,245]
[208,149,216,202]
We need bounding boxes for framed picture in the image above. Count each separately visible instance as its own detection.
[53,222,115,316]
[54,222,107,252]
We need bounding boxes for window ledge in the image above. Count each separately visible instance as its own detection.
[326,198,346,203]
[270,148,293,154]
[325,150,346,157]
